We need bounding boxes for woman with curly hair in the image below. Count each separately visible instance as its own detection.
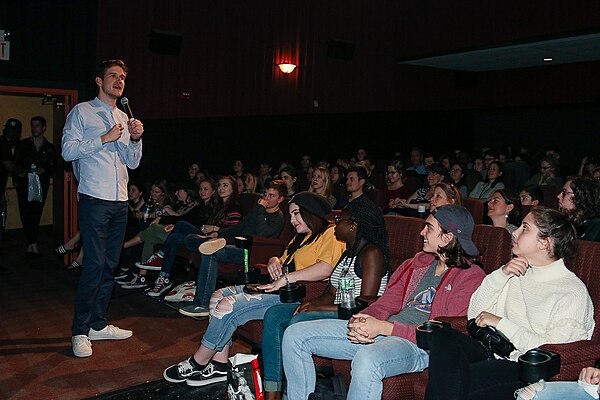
[262,199,391,399]
[558,176,600,242]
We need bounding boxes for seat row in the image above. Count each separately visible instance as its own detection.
[228,214,600,400]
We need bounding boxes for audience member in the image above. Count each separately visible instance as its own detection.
[429,182,462,212]
[334,166,368,209]
[1,118,22,251]
[525,156,564,187]
[279,166,298,197]
[389,163,446,214]
[557,176,600,242]
[309,166,336,207]
[449,162,469,197]
[516,365,600,399]
[486,189,521,234]
[406,147,426,175]
[469,160,505,200]
[519,185,543,206]
[13,116,56,257]
[382,160,412,212]
[425,207,594,400]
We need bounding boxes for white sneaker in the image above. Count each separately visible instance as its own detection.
[164,281,196,302]
[88,324,133,340]
[198,238,226,255]
[72,335,92,357]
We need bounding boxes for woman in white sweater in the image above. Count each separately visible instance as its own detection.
[425,206,595,400]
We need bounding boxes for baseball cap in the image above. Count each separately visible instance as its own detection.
[431,205,479,256]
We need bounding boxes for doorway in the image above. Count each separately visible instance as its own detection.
[0,86,78,252]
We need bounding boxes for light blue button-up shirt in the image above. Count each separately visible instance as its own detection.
[61,97,142,201]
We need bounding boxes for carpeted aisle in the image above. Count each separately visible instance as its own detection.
[0,227,250,399]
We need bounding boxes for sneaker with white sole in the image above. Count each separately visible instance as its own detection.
[120,274,147,289]
[72,335,92,357]
[147,275,172,297]
[186,362,228,386]
[163,357,204,383]
[88,324,133,340]
[114,267,129,280]
[198,238,226,255]
[164,281,196,302]
[135,252,164,270]
[179,304,210,318]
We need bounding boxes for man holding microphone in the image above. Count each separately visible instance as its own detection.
[61,59,143,357]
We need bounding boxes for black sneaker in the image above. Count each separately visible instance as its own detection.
[186,362,227,386]
[163,357,203,383]
[114,268,129,280]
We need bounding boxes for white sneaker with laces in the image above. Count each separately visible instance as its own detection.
[72,335,93,357]
[88,324,133,340]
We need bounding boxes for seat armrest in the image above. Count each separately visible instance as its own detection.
[435,316,468,332]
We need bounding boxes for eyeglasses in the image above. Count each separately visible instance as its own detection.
[334,215,353,223]
[540,166,551,170]
[560,188,574,196]
[386,171,398,175]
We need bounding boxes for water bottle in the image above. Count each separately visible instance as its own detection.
[417,204,427,219]
[1,209,6,228]
[339,259,356,309]
[143,203,153,222]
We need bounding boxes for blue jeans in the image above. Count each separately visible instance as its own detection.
[158,221,202,276]
[72,194,127,336]
[183,236,244,308]
[516,382,595,400]
[262,304,337,391]
[282,319,429,400]
[201,285,283,351]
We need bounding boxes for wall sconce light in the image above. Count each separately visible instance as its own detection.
[277,63,297,74]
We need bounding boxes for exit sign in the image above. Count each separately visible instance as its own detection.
[0,30,9,60]
[0,41,9,60]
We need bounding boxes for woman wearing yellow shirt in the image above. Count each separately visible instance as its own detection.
[164,192,345,387]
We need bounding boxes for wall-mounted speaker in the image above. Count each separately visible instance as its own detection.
[149,29,183,56]
[327,39,355,60]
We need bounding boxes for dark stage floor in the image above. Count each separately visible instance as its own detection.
[0,226,250,399]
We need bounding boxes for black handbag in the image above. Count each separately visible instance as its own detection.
[467,318,515,359]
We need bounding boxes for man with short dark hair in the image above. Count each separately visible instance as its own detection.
[334,166,368,209]
[177,180,288,317]
[14,116,56,257]
[62,59,144,357]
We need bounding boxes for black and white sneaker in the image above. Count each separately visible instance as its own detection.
[114,268,129,280]
[186,362,227,386]
[163,357,203,383]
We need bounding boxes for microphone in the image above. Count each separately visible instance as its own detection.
[120,97,134,120]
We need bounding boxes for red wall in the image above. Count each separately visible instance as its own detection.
[95,0,600,120]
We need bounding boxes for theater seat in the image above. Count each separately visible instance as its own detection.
[463,197,485,224]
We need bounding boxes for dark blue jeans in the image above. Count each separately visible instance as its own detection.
[184,234,243,308]
[158,221,202,276]
[72,194,127,336]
